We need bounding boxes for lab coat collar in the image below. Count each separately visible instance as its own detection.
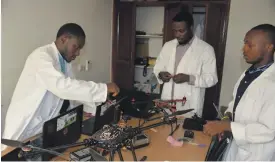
[50,42,71,75]
[51,42,62,61]
[170,36,199,59]
[171,35,199,49]
[50,42,71,64]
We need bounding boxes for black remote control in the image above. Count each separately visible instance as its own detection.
[184,130,194,139]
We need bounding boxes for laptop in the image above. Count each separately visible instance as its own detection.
[42,105,83,160]
[205,131,233,161]
[1,105,83,161]
[81,96,126,136]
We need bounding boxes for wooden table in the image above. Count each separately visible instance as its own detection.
[53,117,211,161]
[2,117,211,161]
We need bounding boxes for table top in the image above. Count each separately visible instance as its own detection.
[1,115,211,161]
[51,117,211,161]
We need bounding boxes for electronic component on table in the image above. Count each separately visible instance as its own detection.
[184,130,194,139]
[177,137,193,142]
[176,130,194,143]
[182,114,206,131]
[70,147,92,161]
[89,147,109,157]
[140,156,147,161]
[127,133,150,150]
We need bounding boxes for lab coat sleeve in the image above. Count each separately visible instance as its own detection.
[66,68,83,109]
[192,46,218,88]
[34,52,108,103]
[153,43,168,84]
[66,64,103,113]
[231,88,275,146]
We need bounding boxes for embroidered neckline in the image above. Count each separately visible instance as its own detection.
[248,62,274,74]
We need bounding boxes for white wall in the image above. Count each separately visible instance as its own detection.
[219,0,275,107]
[1,0,113,132]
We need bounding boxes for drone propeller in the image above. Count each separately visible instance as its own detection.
[1,138,26,148]
[1,138,71,161]
[147,109,194,121]
[1,138,108,161]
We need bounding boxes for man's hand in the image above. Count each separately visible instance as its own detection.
[173,73,190,84]
[107,83,120,96]
[83,112,93,118]
[203,121,231,136]
[158,71,173,83]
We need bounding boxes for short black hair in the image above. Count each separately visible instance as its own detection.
[56,23,86,38]
[172,11,194,28]
[250,24,275,48]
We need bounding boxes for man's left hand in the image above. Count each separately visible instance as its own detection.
[83,112,93,119]
[173,73,190,83]
[203,121,231,136]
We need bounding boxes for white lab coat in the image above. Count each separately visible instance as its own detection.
[2,42,107,150]
[153,36,218,117]
[223,64,275,161]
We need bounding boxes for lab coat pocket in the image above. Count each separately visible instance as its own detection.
[236,97,256,122]
[186,58,202,76]
[236,147,251,161]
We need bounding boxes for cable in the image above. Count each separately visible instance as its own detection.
[25,145,72,161]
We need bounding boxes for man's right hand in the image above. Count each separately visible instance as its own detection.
[107,83,120,97]
[158,71,173,82]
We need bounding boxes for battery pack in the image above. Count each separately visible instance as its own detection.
[70,147,92,161]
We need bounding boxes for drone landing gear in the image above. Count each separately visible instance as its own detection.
[108,141,137,161]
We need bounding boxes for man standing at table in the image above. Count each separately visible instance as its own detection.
[203,24,275,161]
[153,11,218,117]
[2,23,120,150]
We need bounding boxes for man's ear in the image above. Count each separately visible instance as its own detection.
[60,34,70,44]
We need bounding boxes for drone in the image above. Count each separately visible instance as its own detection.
[153,97,187,111]
[2,103,193,161]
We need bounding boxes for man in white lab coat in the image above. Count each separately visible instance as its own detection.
[2,23,120,150]
[153,11,218,117]
[203,24,275,161]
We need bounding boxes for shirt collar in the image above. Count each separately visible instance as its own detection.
[52,42,60,56]
[246,61,274,74]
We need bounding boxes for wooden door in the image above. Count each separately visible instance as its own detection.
[202,3,229,120]
[163,3,190,43]
[112,2,136,90]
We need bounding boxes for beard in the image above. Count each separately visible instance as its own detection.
[178,32,194,45]
[60,47,71,63]
[246,54,265,66]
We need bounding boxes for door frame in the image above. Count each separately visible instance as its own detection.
[111,0,231,119]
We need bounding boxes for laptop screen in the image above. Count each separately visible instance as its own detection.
[42,105,83,160]
[82,97,126,136]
